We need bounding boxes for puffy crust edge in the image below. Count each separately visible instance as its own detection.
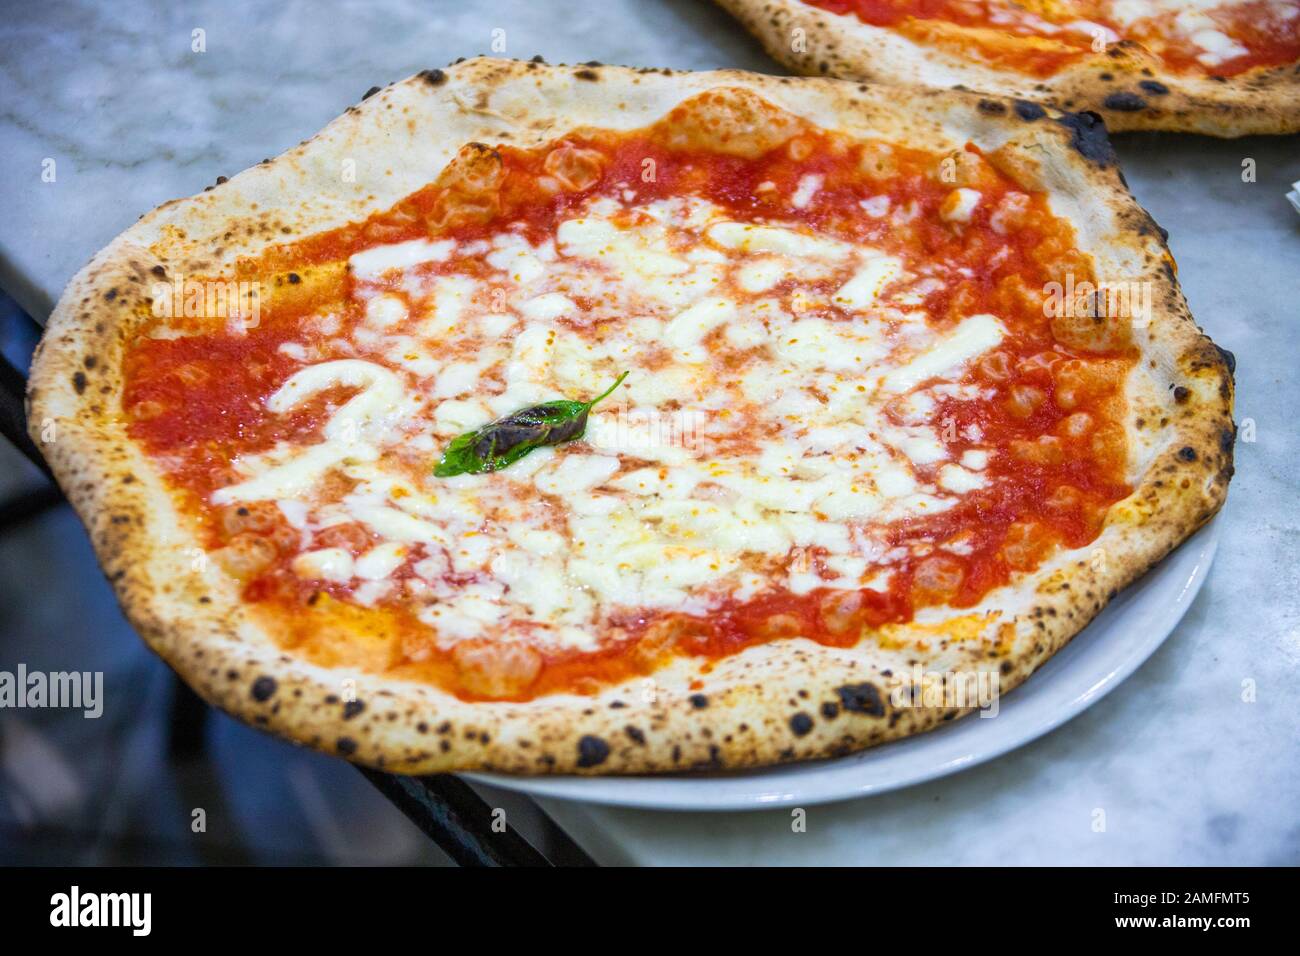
[715,0,1300,136]
[27,58,1234,775]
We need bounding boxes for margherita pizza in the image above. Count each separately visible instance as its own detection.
[29,59,1234,774]
[716,0,1300,135]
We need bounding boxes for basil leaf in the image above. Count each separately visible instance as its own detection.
[433,371,628,477]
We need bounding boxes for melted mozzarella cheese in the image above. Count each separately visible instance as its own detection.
[707,221,850,260]
[881,314,1005,395]
[214,189,1018,648]
[834,255,903,311]
[664,296,737,352]
[349,238,455,279]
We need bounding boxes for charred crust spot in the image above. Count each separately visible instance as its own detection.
[150,265,167,278]
[250,676,277,702]
[362,85,381,100]
[1098,72,1114,81]
[530,54,545,64]
[1173,385,1191,404]
[104,288,117,302]
[625,725,646,745]
[1177,446,1197,462]
[418,68,447,86]
[608,700,625,709]
[83,355,96,369]
[1054,111,1116,166]
[1139,80,1170,95]
[789,712,814,737]
[689,693,709,709]
[416,721,429,733]
[977,98,1006,114]
[1215,345,1236,375]
[574,68,598,82]
[837,682,885,717]
[577,735,610,768]
[72,372,87,394]
[1014,100,1046,121]
[336,737,357,756]
[1103,91,1147,112]
[287,272,301,284]
[1220,425,1236,454]
[342,700,365,720]
[820,701,840,719]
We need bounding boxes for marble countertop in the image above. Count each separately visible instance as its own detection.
[2,0,1296,866]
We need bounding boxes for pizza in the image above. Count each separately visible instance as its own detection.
[716,0,1300,135]
[28,58,1234,774]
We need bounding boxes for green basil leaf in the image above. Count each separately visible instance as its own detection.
[433,371,628,477]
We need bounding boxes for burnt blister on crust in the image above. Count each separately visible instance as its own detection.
[1103,91,1148,112]
[1215,345,1237,375]
[1014,100,1047,121]
[250,676,277,702]
[837,682,885,717]
[1054,110,1117,166]
[577,735,611,768]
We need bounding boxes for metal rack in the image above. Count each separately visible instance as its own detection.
[0,300,594,867]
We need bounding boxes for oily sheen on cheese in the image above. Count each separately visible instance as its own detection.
[121,122,1135,701]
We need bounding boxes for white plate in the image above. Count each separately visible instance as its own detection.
[466,518,1219,811]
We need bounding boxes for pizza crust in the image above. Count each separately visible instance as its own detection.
[28,58,1234,774]
[715,0,1300,136]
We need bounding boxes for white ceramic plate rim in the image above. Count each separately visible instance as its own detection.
[465,517,1219,811]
